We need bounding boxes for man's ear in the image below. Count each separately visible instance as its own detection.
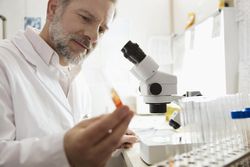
[46,0,59,21]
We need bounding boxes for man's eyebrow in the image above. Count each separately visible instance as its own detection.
[78,9,110,30]
[78,9,99,21]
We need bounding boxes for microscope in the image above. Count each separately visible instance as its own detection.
[121,41,180,114]
[121,41,185,164]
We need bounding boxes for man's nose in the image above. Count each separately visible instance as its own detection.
[85,29,99,43]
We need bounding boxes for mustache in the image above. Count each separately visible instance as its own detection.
[71,35,91,49]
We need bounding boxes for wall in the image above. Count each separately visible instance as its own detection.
[172,0,234,35]
[0,0,47,38]
[173,8,239,96]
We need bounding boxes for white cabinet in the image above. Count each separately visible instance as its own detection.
[172,8,238,96]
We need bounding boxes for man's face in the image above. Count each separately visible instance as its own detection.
[49,0,115,65]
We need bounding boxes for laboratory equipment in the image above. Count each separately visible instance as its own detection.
[121,41,180,113]
[165,103,181,129]
[0,15,6,39]
[121,41,185,164]
[152,94,250,167]
[111,88,123,108]
[127,94,250,166]
[154,143,250,167]
[140,132,193,165]
[100,72,123,109]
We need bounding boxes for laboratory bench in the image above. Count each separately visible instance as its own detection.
[121,114,172,167]
[123,143,150,167]
[121,114,250,167]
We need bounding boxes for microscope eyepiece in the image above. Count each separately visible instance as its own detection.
[121,40,146,64]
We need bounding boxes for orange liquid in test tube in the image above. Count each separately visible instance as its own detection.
[111,88,123,108]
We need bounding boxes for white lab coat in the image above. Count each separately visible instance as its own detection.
[0,30,91,166]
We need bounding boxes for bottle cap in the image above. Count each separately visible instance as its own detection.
[245,111,250,118]
[169,119,181,129]
[244,107,250,112]
[231,111,247,119]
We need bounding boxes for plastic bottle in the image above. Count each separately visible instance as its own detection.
[165,102,181,129]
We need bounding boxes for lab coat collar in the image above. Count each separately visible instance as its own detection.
[24,27,82,82]
[25,26,54,65]
[11,29,73,115]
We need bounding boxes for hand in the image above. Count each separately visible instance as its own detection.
[64,105,134,167]
[117,129,138,149]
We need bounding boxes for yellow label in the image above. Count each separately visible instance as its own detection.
[165,103,181,122]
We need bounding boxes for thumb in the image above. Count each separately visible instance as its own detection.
[76,115,106,128]
[117,135,138,148]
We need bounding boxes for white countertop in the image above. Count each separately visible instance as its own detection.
[122,114,173,167]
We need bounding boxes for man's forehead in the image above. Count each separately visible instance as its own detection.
[68,0,116,26]
[63,0,117,4]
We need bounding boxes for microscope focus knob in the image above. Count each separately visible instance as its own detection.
[149,83,162,95]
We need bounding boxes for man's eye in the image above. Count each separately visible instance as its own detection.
[80,15,91,22]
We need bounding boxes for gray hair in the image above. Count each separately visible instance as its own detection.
[58,0,71,9]
[59,0,117,8]
[58,0,117,18]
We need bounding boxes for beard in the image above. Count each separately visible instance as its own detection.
[48,13,92,65]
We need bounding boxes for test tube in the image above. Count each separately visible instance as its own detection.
[100,72,124,109]
[111,88,123,108]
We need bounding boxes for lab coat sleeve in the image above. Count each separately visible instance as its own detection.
[0,133,70,167]
[0,61,70,167]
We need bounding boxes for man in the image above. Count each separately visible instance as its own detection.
[0,0,137,166]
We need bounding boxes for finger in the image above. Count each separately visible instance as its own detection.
[121,143,133,149]
[82,105,132,145]
[92,148,114,167]
[121,135,138,144]
[88,114,134,164]
[117,142,132,149]
[117,135,138,148]
[75,115,105,128]
[94,111,134,153]
[126,129,136,135]
[125,130,140,143]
